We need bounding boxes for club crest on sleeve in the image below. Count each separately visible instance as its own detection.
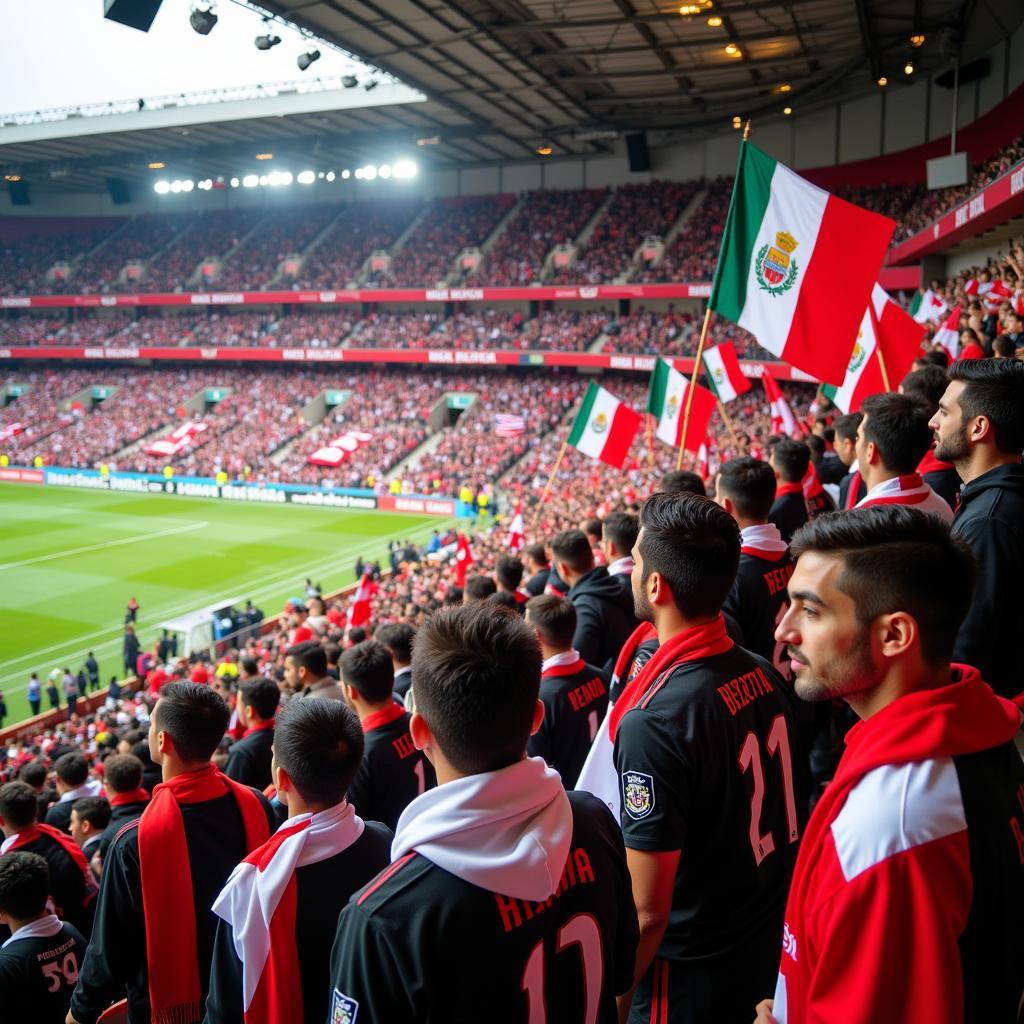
[622,771,655,820]
[332,989,359,1024]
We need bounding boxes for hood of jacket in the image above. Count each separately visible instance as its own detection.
[957,462,1024,516]
[569,565,635,615]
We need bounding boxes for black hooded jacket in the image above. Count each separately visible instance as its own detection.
[952,463,1024,700]
[567,567,640,675]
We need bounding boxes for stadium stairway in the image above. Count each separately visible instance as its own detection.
[359,202,435,285]
[542,189,615,282]
[189,213,271,289]
[457,195,527,283]
[265,205,349,288]
[623,185,708,283]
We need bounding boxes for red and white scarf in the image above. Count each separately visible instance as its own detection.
[138,765,270,1024]
[740,523,789,561]
[576,616,734,819]
[211,802,364,1024]
[541,650,586,678]
[856,473,933,508]
[1,823,98,908]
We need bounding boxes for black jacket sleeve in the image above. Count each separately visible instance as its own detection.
[328,903,418,1023]
[70,830,147,1024]
[571,597,604,667]
[344,762,372,824]
[224,744,258,789]
[203,917,244,1024]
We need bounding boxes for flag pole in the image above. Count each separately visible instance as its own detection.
[717,399,742,451]
[677,305,714,470]
[876,347,892,391]
[644,413,655,467]
[533,439,569,530]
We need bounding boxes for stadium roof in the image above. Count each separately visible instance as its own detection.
[1,0,1019,193]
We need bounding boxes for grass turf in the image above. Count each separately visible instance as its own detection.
[0,482,450,727]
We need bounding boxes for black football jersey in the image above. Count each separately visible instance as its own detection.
[0,921,87,1024]
[768,490,808,543]
[608,637,659,704]
[528,659,610,788]
[614,645,809,962]
[722,548,794,668]
[328,792,639,1023]
[347,705,437,831]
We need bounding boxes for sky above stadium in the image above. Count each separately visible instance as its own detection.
[1,0,398,116]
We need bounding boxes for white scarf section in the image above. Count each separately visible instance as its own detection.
[856,474,954,522]
[58,779,104,804]
[542,650,583,673]
[740,523,789,555]
[2,913,62,948]
[607,556,635,576]
[211,801,365,1011]
[392,756,572,902]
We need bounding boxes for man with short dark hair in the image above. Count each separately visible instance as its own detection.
[69,682,274,1024]
[551,528,638,675]
[341,640,436,830]
[96,755,149,870]
[45,753,102,836]
[205,700,392,1024]
[0,851,88,1024]
[525,595,609,788]
[328,603,639,1022]
[900,364,960,509]
[463,575,497,603]
[84,653,100,693]
[375,622,415,702]
[494,555,528,612]
[853,393,952,521]
[602,510,639,581]
[659,469,706,496]
[757,507,1024,1024]
[769,439,811,542]
[69,798,110,878]
[608,493,807,1023]
[929,357,1024,699]
[716,457,793,666]
[284,640,344,702]
[522,543,551,596]
[224,678,280,790]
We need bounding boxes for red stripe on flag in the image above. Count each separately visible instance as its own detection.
[599,402,642,469]
[678,382,717,454]
[782,196,894,385]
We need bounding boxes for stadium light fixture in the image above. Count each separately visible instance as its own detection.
[362,165,378,180]
[169,180,182,193]
[777,83,792,93]
[242,174,259,187]
[877,76,888,87]
[783,106,793,116]
[910,34,925,47]
[154,180,170,194]
[536,143,553,156]
[180,179,194,192]
[392,160,418,180]
[297,170,316,185]
[341,169,351,179]
[732,116,742,129]
[724,43,742,57]
[297,48,321,71]
[148,161,166,170]
[326,171,336,182]
[378,164,393,179]
[904,60,914,75]
[230,177,240,187]
[189,1,217,35]
[707,16,722,27]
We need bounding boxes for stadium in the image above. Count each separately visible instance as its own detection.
[0,2,1022,1023]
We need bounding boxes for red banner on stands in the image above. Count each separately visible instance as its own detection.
[377,495,457,516]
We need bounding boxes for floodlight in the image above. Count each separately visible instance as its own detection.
[297,49,321,71]
[189,2,217,35]
[297,170,316,184]
[242,174,259,188]
[154,180,170,194]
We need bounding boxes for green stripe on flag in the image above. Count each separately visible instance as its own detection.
[568,381,600,446]
[709,141,777,323]
[821,383,838,401]
[909,291,923,318]
[647,359,669,417]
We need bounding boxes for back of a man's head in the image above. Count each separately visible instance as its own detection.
[340,640,394,704]
[859,393,933,474]
[716,457,777,522]
[155,681,229,766]
[412,603,541,775]
[0,851,50,921]
[72,796,111,832]
[0,782,39,830]
[659,469,706,496]
[550,529,595,577]
[238,677,281,721]
[464,575,498,602]
[103,754,144,794]
[54,751,88,789]
[602,510,639,557]
[495,555,525,592]
[900,364,949,414]
[790,507,975,667]
[18,762,47,791]
[272,699,364,807]
[286,640,327,681]
[771,439,811,483]
[638,492,741,618]
[375,622,415,665]
[523,543,548,569]
[525,594,577,650]
[948,357,1024,455]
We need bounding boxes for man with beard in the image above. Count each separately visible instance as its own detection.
[928,358,1024,700]
[610,493,808,1024]
[756,507,1024,1024]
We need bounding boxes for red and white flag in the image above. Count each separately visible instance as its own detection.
[494,414,526,438]
[933,306,961,358]
[762,369,801,437]
[507,505,524,554]
[454,532,474,588]
[347,572,374,630]
[0,422,25,442]
[701,342,751,403]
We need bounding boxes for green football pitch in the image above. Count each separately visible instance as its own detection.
[0,483,450,727]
